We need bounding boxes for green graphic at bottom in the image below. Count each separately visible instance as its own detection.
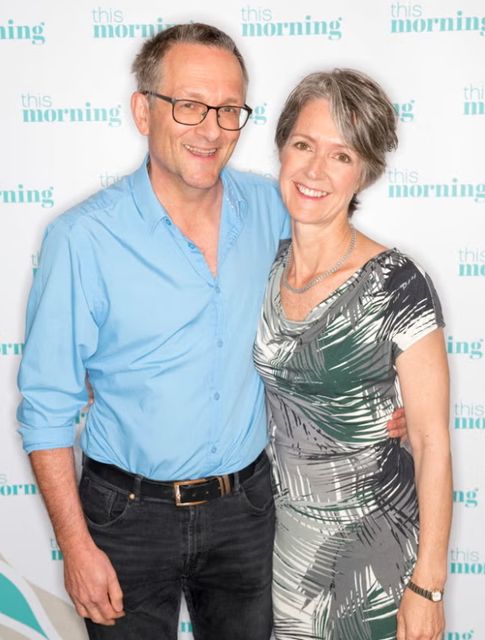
[0,573,47,637]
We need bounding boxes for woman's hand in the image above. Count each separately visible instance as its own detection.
[387,406,407,440]
[396,587,445,640]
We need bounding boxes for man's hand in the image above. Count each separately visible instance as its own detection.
[387,407,407,440]
[29,449,124,626]
[64,541,125,625]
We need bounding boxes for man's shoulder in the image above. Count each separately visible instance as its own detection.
[47,174,134,238]
[223,167,289,239]
[223,167,281,200]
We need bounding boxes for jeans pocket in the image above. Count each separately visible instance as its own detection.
[239,456,275,515]
[79,473,132,528]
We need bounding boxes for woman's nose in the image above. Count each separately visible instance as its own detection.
[306,154,327,180]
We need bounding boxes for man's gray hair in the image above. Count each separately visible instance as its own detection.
[132,23,248,93]
[275,69,398,214]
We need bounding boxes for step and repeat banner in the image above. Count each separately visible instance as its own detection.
[1,0,483,638]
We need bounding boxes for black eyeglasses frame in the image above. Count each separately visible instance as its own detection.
[141,91,253,131]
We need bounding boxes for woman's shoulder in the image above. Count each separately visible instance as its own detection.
[372,249,443,324]
[264,240,291,293]
[373,248,437,292]
[276,238,291,259]
[271,239,291,272]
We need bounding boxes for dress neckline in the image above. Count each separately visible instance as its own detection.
[276,246,398,326]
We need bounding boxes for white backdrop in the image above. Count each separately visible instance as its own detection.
[1,1,484,638]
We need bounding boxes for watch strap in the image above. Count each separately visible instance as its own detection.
[407,580,444,602]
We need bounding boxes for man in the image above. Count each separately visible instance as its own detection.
[17,23,404,640]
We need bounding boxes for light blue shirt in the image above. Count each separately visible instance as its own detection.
[17,160,289,480]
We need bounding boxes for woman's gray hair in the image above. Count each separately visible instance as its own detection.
[275,69,398,214]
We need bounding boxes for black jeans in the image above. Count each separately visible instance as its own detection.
[79,452,275,640]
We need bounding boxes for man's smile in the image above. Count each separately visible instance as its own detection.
[183,143,217,157]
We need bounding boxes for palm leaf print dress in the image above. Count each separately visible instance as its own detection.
[253,244,444,640]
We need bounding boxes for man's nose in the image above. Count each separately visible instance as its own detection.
[195,107,221,140]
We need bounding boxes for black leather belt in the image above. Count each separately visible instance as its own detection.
[83,452,263,507]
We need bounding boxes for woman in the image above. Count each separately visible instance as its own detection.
[253,69,452,640]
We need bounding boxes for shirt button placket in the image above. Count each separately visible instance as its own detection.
[210,281,223,461]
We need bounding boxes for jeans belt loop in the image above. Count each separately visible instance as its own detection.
[129,475,142,502]
[220,474,231,496]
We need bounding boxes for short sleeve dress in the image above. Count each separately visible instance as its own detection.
[253,244,444,640]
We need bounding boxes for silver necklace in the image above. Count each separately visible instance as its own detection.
[283,225,357,294]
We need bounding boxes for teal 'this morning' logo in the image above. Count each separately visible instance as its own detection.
[91,7,178,38]
[457,247,485,277]
[447,336,483,360]
[99,172,125,189]
[75,408,90,425]
[453,488,479,508]
[241,7,342,40]
[449,547,485,575]
[0,343,24,356]
[0,184,54,208]
[463,83,484,116]
[454,400,485,430]
[392,100,415,122]
[50,539,63,562]
[445,632,475,640]
[390,4,485,36]
[31,252,39,274]
[0,473,38,497]
[387,169,485,203]
[21,94,122,127]
[249,103,268,126]
[0,19,45,44]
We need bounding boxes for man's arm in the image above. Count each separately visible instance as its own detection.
[18,221,123,625]
[30,448,124,625]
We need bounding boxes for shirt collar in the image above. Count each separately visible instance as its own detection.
[130,156,168,232]
[220,167,248,219]
[130,156,248,233]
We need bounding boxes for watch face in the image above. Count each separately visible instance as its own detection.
[431,591,442,602]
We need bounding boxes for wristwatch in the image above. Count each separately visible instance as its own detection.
[407,580,444,602]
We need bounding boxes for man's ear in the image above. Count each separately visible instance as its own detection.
[131,91,150,136]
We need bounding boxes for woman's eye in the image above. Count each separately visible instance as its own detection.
[294,141,310,151]
[336,153,351,163]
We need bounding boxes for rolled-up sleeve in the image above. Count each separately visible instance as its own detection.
[17,220,99,453]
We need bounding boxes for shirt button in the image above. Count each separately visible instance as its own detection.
[215,286,221,294]
[164,218,172,226]
[214,392,220,401]
[188,242,196,249]
[216,339,223,348]
[211,446,217,454]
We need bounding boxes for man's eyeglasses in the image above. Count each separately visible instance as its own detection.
[141,91,253,131]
